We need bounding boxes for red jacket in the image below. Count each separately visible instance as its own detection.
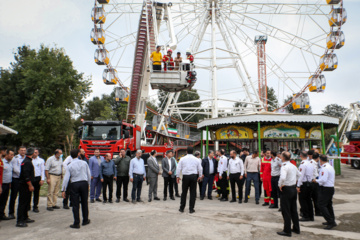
[187,55,194,62]
[260,157,272,181]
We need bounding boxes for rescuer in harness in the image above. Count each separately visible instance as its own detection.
[162,49,174,72]
[150,46,162,72]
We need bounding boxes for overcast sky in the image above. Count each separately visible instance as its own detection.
[0,0,359,115]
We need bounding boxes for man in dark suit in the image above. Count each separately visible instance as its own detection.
[201,150,217,200]
[162,150,176,201]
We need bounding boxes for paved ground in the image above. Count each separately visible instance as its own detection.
[1,164,360,240]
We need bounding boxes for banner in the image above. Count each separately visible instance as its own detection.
[215,126,253,140]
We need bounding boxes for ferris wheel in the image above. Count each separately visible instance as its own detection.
[90,0,346,134]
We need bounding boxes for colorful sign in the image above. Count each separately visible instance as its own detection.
[309,127,321,139]
[215,126,253,140]
[261,124,306,139]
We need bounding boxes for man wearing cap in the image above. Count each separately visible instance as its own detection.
[150,46,162,72]
[16,148,35,227]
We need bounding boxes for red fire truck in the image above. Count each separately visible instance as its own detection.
[340,130,360,169]
[78,120,189,159]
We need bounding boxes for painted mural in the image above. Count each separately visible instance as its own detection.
[261,124,306,139]
[215,126,253,140]
[309,127,321,139]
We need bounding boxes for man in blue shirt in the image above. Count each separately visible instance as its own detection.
[89,149,104,203]
[62,149,91,229]
[129,150,146,203]
[100,153,117,203]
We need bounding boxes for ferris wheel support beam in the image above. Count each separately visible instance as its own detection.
[211,1,218,119]
[217,15,262,111]
[190,11,210,53]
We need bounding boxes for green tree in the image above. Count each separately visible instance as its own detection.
[157,89,205,123]
[322,104,347,119]
[0,45,91,154]
[283,95,312,115]
[267,87,279,112]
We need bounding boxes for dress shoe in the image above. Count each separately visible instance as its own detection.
[103,200,107,203]
[154,197,160,201]
[208,197,213,200]
[33,208,39,213]
[1,216,11,220]
[170,197,175,200]
[116,199,120,203]
[189,209,195,214]
[322,222,329,225]
[90,199,95,203]
[16,222,28,228]
[63,205,70,209]
[291,229,300,234]
[277,231,291,237]
[148,199,152,202]
[244,199,248,203]
[200,196,204,200]
[25,218,35,223]
[278,208,282,212]
[8,213,15,219]
[238,200,242,204]
[299,218,311,222]
[137,199,144,203]
[132,200,136,204]
[96,198,102,202]
[163,197,167,201]
[70,224,80,229]
[82,219,91,226]
[109,200,113,203]
[230,199,236,203]
[262,202,269,206]
[47,207,54,211]
[324,223,337,230]
[179,208,184,213]
[220,198,228,202]
[123,199,130,202]
[52,206,60,209]
[256,201,259,205]
[175,194,181,198]
[269,205,278,209]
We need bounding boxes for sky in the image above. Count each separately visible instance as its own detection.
[0,0,359,116]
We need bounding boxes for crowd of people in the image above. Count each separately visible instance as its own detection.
[0,145,337,236]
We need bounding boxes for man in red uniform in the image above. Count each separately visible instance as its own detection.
[186,50,194,63]
[162,49,174,71]
[260,150,273,206]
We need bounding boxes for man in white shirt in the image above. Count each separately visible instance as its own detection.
[177,147,203,214]
[218,149,229,201]
[31,148,45,213]
[227,150,244,203]
[313,155,337,230]
[277,151,301,237]
[297,151,315,221]
[270,151,282,209]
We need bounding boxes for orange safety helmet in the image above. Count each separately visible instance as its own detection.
[167,49,173,53]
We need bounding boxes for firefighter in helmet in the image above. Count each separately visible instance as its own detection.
[162,49,174,71]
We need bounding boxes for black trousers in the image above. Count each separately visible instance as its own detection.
[0,183,10,217]
[163,176,174,198]
[9,177,20,215]
[70,181,89,225]
[299,183,314,219]
[219,172,228,199]
[180,174,197,211]
[172,178,179,195]
[102,175,114,201]
[280,186,300,234]
[17,183,31,223]
[311,182,321,215]
[318,186,335,224]
[32,177,41,209]
[153,64,161,71]
[116,176,129,200]
[63,182,72,206]
[229,173,243,201]
[271,176,280,207]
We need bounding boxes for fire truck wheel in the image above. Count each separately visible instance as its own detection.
[351,160,360,169]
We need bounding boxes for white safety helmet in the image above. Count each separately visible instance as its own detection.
[186,49,191,55]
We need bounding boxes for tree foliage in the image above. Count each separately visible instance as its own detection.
[267,87,279,112]
[322,104,347,119]
[0,45,91,154]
